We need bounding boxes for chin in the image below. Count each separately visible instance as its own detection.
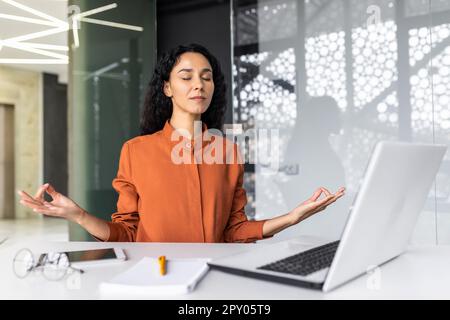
[186,104,209,115]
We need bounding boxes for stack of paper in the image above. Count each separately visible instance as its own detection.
[99,257,210,295]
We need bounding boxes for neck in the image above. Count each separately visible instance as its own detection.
[169,111,201,139]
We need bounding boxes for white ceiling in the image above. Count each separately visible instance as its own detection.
[0,0,68,83]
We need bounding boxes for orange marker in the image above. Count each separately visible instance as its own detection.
[158,255,166,276]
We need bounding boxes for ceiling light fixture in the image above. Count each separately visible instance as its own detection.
[0,13,61,26]
[78,17,143,32]
[2,39,68,60]
[0,0,144,64]
[19,42,69,51]
[0,58,68,63]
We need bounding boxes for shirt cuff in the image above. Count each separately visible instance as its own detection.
[239,219,273,242]
[257,219,274,240]
[106,221,127,242]
[91,222,123,242]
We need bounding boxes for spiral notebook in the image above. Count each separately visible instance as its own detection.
[99,257,210,295]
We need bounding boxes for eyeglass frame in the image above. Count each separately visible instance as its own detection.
[13,248,85,281]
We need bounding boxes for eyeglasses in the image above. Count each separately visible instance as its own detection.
[13,248,84,281]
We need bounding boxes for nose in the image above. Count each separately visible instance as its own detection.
[192,75,204,91]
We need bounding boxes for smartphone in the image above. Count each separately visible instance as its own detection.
[65,248,126,267]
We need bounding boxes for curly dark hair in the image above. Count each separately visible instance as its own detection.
[140,44,227,135]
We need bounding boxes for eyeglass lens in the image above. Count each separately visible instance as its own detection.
[42,252,70,281]
[13,249,35,279]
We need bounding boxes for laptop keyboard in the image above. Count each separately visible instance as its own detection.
[257,240,340,276]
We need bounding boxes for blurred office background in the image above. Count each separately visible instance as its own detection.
[0,0,449,244]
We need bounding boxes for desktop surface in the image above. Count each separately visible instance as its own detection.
[1,237,450,299]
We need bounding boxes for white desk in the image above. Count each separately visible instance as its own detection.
[1,237,450,299]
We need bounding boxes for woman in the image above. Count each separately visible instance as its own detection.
[18,44,345,242]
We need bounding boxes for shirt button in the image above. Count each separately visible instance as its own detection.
[186,142,192,148]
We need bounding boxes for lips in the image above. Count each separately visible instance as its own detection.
[190,96,206,100]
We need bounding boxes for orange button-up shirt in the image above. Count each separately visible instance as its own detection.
[106,120,269,243]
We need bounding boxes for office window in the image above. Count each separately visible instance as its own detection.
[232,0,450,244]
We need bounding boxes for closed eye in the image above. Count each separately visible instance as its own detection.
[181,77,211,81]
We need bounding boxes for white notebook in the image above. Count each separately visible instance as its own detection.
[99,257,210,295]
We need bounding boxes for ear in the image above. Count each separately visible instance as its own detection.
[163,81,172,98]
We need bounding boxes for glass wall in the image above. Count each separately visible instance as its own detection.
[68,0,156,240]
[232,0,450,244]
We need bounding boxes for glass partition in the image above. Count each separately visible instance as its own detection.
[232,0,450,244]
[68,0,156,240]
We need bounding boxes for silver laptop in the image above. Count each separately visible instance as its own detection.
[208,141,447,292]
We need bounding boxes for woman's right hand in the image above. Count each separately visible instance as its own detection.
[18,183,86,224]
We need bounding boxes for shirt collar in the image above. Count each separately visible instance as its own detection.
[161,119,211,148]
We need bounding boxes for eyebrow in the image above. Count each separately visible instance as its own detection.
[177,68,212,74]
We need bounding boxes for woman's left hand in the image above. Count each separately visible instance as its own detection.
[289,187,345,224]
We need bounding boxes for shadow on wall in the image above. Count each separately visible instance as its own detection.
[277,96,349,240]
